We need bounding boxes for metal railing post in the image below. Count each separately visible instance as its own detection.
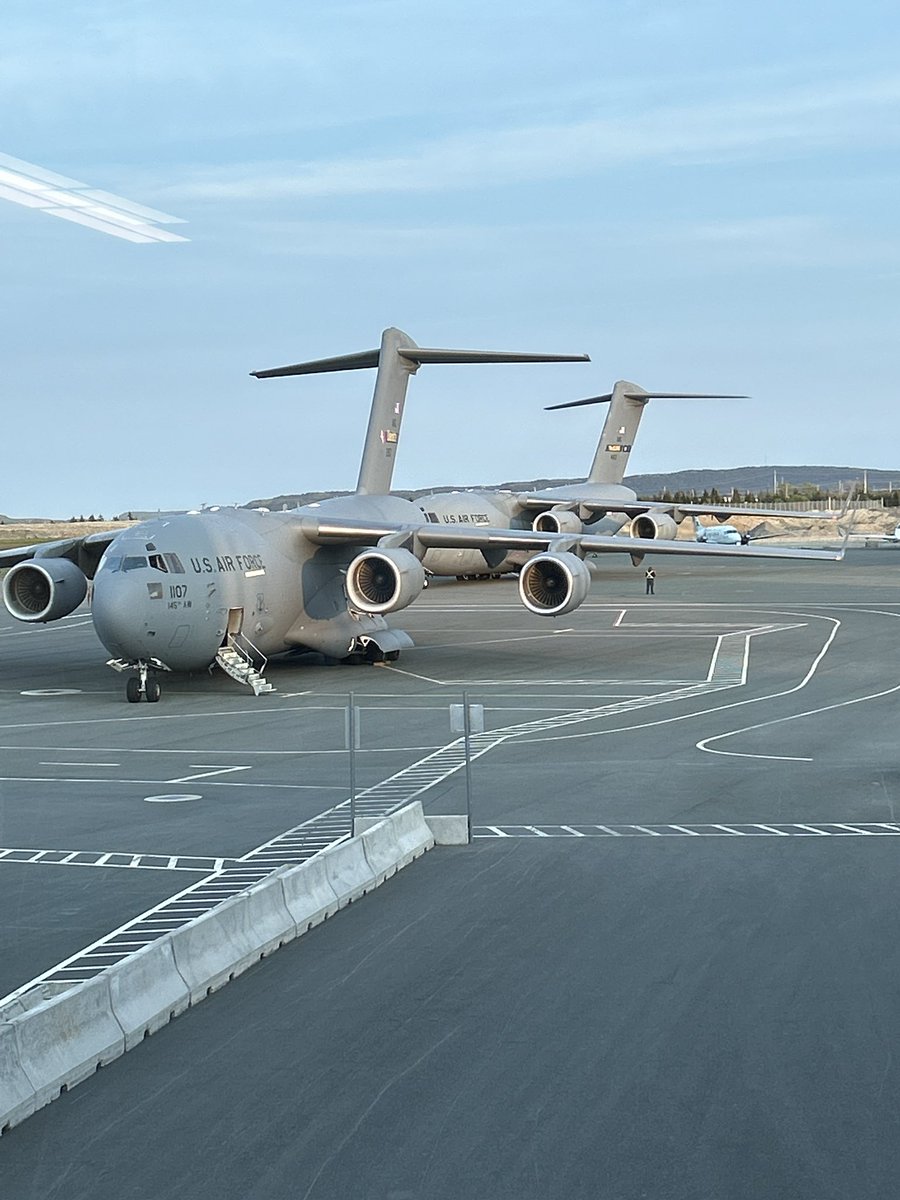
[348,691,357,835]
[462,689,473,844]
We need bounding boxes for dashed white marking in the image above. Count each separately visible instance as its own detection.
[0,846,229,871]
[475,823,900,839]
[39,761,120,767]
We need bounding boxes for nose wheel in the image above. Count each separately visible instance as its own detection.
[125,663,161,703]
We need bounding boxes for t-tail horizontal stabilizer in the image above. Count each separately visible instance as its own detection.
[545,382,748,487]
[253,326,589,496]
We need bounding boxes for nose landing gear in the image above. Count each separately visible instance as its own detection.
[125,662,161,703]
[106,657,166,702]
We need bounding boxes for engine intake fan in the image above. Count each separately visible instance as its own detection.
[346,548,425,614]
[628,512,677,541]
[3,558,88,623]
[518,551,590,616]
[532,508,583,536]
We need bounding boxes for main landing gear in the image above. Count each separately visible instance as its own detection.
[125,662,161,703]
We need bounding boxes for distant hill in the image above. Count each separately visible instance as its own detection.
[247,465,900,510]
[623,465,900,496]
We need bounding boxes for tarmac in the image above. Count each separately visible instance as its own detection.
[2,548,900,1197]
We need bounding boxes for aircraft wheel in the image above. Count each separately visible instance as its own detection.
[126,676,142,703]
[384,650,400,662]
[145,676,161,703]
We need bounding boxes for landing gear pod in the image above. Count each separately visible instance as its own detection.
[628,512,677,541]
[346,548,426,614]
[2,559,88,623]
[518,552,591,616]
[532,508,583,536]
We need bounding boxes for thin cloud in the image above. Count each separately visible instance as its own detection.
[169,74,900,203]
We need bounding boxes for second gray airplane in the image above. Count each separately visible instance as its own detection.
[413,381,839,577]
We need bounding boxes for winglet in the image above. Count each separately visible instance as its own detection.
[546,388,748,411]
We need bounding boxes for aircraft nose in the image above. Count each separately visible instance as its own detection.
[92,567,158,660]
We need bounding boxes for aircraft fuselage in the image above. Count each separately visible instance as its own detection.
[91,498,420,671]
[416,483,636,576]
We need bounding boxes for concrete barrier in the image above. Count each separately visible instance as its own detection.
[171,874,295,1004]
[425,814,470,844]
[360,817,402,885]
[0,983,60,1023]
[0,1022,36,1133]
[107,936,190,1051]
[322,836,376,904]
[279,854,340,932]
[392,801,436,863]
[1,809,444,1134]
[12,975,124,1113]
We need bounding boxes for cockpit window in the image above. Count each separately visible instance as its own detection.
[147,551,186,574]
[122,555,148,572]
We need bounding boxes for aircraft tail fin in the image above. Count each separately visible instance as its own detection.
[546,384,748,486]
[254,328,588,495]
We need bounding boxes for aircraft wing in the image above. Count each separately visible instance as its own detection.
[0,531,117,574]
[296,514,846,561]
[514,495,841,522]
[660,501,841,521]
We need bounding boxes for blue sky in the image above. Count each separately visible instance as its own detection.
[3,0,899,516]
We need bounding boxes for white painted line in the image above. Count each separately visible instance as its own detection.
[832,823,875,834]
[595,825,622,836]
[794,825,830,835]
[669,825,701,835]
[21,688,85,696]
[630,825,662,835]
[560,825,585,836]
[752,824,790,835]
[613,609,627,627]
[713,825,743,835]
[39,761,120,767]
[143,794,203,804]
[487,826,509,836]
[168,765,252,783]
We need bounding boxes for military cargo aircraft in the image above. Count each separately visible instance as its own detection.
[0,328,846,702]
[413,381,840,578]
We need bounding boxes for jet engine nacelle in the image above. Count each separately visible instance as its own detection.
[2,558,88,623]
[532,508,583,536]
[345,548,426,615]
[628,512,678,541]
[518,552,591,616]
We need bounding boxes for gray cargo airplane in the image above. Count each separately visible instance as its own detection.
[413,381,838,578]
[0,329,845,702]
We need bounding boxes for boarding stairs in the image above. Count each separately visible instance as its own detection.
[216,633,275,695]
